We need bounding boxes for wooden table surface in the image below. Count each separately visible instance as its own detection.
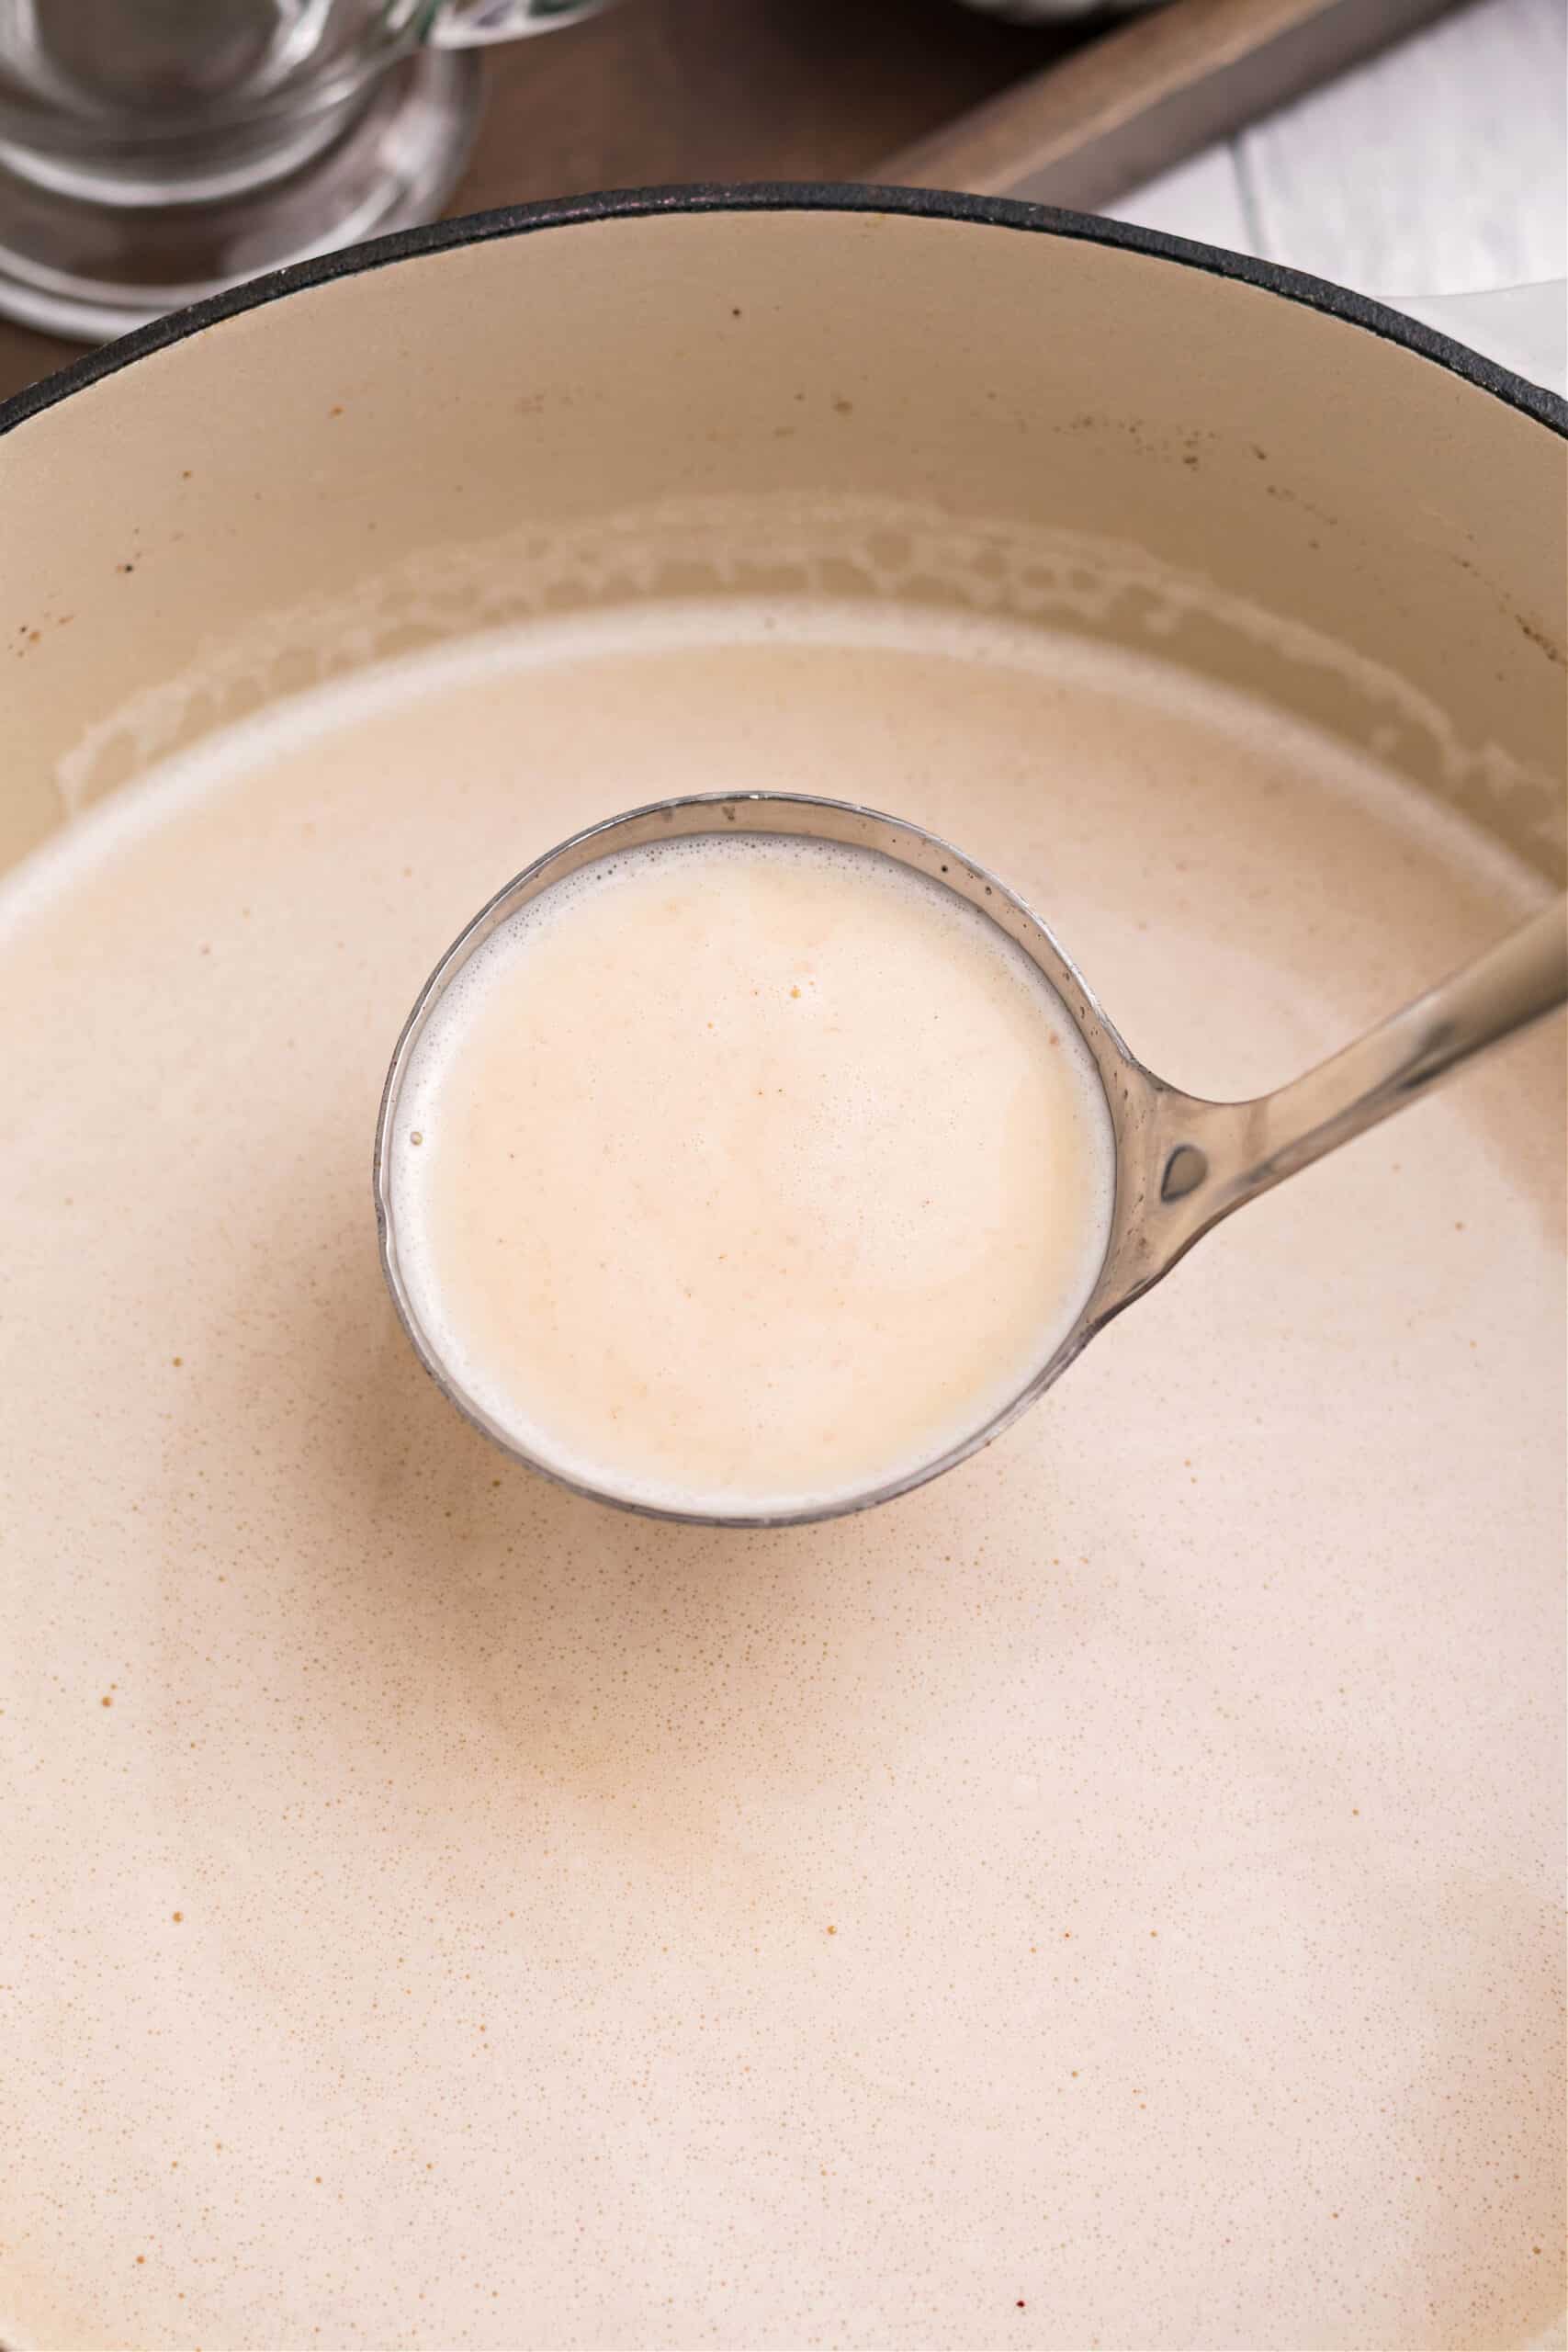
[1100,0,1564,300]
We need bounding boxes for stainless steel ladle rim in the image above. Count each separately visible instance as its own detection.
[372,789,1138,1531]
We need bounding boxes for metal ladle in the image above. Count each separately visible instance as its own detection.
[375,792,1567,1527]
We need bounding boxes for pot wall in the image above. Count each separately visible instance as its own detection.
[2,196,1563,877]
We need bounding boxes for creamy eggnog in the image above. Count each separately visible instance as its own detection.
[388,832,1115,1516]
[2,595,1562,2352]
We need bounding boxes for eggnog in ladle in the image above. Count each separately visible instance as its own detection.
[385,828,1115,1519]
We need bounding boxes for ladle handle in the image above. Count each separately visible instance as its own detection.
[1136,896,1568,1288]
[1218,892,1567,1202]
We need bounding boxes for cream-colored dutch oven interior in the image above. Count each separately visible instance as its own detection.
[3,204,1564,881]
[3,207,1568,2352]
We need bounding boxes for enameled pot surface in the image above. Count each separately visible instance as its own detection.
[1,191,1562,2352]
